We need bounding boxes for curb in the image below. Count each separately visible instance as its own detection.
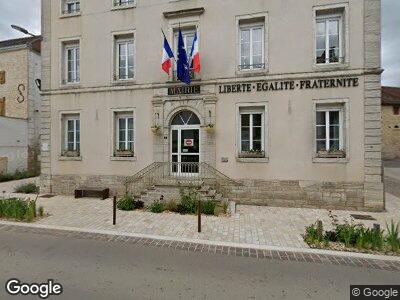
[0,220,399,271]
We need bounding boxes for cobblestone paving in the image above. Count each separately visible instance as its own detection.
[1,223,399,271]
[5,192,392,249]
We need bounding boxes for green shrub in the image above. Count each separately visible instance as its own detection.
[179,189,199,214]
[335,223,359,247]
[150,201,165,213]
[0,198,37,221]
[165,199,178,212]
[386,220,400,252]
[0,174,14,182]
[202,200,216,215]
[305,223,322,245]
[14,183,39,194]
[0,170,36,183]
[38,206,44,217]
[117,195,135,211]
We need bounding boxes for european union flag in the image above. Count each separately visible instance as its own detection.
[176,29,191,85]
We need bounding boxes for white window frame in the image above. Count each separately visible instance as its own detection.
[64,43,80,84]
[315,14,343,65]
[239,110,265,153]
[64,115,80,152]
[115,37,135,81]
[115,112,134,152]
[173,28,197,80]
[315,108,344,152]
[239,23,265,71]
[112,0,136,8]
[62,0,80,15]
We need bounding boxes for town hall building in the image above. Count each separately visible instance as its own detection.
[40,0,384,211]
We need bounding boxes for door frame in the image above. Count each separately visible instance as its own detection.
[170,124,201,176]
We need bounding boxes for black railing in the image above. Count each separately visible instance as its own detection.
[237,63,266,71]
[114,0,135,6]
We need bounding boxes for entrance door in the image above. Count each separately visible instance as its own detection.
[170,111,201,176]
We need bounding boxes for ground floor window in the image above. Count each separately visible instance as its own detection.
[62,114,80,157]
[315,104,345,158]
[114,112,134,157]
[239,106,265,158]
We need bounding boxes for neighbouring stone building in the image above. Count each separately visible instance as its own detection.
[0,37,42,174]
[40,0,384,211]
[382,86,400,160]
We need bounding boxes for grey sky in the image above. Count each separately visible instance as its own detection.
[0,0,398,86]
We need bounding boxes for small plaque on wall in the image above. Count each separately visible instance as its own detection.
[221,157,228,163]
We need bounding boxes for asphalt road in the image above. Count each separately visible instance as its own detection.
[0,231,399,300]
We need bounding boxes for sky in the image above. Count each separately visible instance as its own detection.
[0,0,398,86]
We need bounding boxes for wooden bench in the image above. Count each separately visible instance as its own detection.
[74,188,110,200]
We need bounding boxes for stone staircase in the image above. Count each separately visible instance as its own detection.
[135,182,229,205]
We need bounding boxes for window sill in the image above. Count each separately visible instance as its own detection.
[235,68,269,77]
[111,79,136,86]
[236,157,269,163]
[111,4,136,11]
[59,156,82,161]
[313,62,350,71]
[312,157,349,164]
[60,83,81,90]
[110,156,137,161]
[59,12,81,19]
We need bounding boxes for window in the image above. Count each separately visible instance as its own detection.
[173,29,196,80]
[316,107,344,154]
[62,0,80,14]
[63,43,80,84]
[115,113,134,155]
[239,24,264,70]
[239,108,265,156]
[114,0,135,7]
[316,13,342,64]
[115,36,134,80]
[62,115,80,156]
[394,107,400,116]
[0,71,5,84]
[0,98,5,116]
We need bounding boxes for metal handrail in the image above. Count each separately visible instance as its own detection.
[125,162,241,198]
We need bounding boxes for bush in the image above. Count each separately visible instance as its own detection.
[179,189,199,214]
[14,183,39,194]
[117,195,135,211]
[202,200,216,215]
[386,220,400,252]
[38,206,44,217]
[335,222,359,247]
[0,170,36,183]
[0,198,37,221]
[165,199,178,212]
[304,221,324,245]
[134,200,144,210]
[150,201,165,213]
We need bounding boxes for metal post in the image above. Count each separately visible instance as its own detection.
[113,196,116,225]
[198,200,201,233]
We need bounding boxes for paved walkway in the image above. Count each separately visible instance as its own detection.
[1,178,399,251]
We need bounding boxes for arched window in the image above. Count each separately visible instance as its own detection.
[171,110,200,125]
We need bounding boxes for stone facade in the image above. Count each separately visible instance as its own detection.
[0,157,7,174]
[382,106,400,160]
[40,0,384,211]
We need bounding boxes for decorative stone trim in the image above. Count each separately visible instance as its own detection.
[163,8,205,19]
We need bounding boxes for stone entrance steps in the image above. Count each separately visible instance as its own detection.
[136,184,228,205]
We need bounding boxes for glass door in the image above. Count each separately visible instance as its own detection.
[171,126,200,176]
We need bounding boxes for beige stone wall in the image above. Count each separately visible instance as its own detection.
[0,49,28,119]
[382,105,400,160]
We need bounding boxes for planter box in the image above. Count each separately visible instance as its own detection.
[62,151,80,157]
[205,126,215,134]
[151,127,161,134]
[317,151,346,158]
[238,152,265,158]
[115,150,134,157]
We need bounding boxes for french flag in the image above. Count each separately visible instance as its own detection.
[162,36,174,75]
[190,30,201,73]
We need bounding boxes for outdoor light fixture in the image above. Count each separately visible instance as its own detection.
[11,25,36,37]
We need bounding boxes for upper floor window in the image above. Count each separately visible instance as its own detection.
[62,0,80,14]
[113,0,135,7]
[63,42,80,84]
[316,13,342,65]
[239,23,264,71]
[115,35,134,81]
